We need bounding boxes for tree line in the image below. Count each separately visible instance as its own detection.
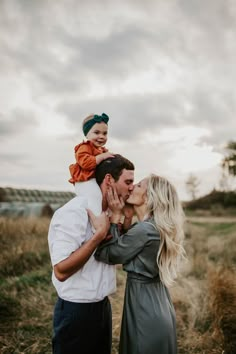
[186,141,236,200]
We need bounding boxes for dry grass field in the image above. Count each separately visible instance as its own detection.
[0,214,235,354]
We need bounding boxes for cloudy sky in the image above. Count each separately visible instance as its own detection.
[0,0,235,200]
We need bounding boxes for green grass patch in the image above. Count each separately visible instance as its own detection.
[0,251,50,277]
[189,221,236,237]
[16,271,51,289]
[189,221,208,227]
[0,292,21,327]
[208,222,236,234]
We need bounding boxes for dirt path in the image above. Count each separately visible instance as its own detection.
[187,216,236,223]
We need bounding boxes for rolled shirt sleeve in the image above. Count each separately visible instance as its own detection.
[48,203,88,266]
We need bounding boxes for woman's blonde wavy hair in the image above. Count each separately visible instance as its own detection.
[146,174,186,287]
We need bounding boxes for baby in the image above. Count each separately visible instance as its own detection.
[68,113,113,213]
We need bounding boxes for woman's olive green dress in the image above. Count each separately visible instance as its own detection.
[95,220,177,354]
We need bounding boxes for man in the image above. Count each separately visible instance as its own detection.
[48,154,134,354]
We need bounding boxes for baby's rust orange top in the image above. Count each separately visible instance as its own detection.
[68,140,108,184]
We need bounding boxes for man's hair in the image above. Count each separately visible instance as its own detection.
[95,154,135,186]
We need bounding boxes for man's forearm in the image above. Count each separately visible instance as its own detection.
[54,231,104,282]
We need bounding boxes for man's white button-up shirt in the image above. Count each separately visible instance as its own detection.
[48,181,116,302]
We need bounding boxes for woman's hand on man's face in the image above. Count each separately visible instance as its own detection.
[106,186,125,214]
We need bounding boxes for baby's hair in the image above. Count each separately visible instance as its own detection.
[82,114,95,130]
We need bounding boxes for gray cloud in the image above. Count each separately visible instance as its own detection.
[57,91,189,141]
[0,152,30,166]
[1,0,235,103]
[0,111,38,139]
[0,0,235,197]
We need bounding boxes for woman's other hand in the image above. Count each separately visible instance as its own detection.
[122,203,135,231]
[122,203,135,219]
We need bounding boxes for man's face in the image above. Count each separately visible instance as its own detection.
[112,169,134,201]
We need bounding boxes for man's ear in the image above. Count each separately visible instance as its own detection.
[104,173,115,186]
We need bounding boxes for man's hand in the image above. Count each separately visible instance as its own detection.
[87,209,110,242]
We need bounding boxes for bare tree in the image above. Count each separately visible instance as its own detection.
[186,174,200,200]
[222,141,236,177]
[218,170,230,191]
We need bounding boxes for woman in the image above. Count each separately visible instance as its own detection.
[88,174,186,354]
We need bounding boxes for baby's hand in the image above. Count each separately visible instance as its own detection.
[100,152,114,160]
[96,152,114,164]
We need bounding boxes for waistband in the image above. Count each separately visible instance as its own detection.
[127,272,160,283]
[57,296,109,309]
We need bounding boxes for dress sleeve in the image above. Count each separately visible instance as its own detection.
[75,144,97,170]
[94,222,148,265]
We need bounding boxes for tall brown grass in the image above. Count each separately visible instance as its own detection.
[0,215,235,353]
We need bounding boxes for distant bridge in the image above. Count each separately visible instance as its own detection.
[0,187,75,217]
